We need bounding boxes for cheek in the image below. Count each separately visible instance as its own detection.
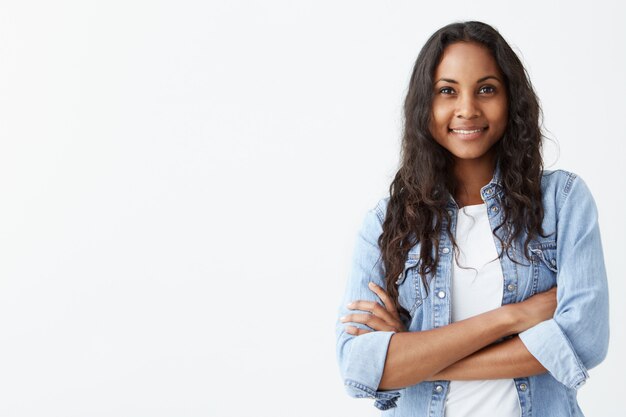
[430,104,449,131]
[496,98,508,124]
[428,114,444,139]
[498,104,508,123]
[487,102,508,130]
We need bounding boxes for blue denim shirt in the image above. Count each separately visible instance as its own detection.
[335,168,609,416]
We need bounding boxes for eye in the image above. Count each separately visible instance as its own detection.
[478,85,496,94]
[438,87,455,95]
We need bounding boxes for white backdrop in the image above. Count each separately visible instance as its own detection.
[0,1,624,416]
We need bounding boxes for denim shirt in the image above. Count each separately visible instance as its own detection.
[335,168,609,417]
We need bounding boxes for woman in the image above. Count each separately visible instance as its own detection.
[335,21,609,417]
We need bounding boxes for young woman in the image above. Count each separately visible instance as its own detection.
[335,21,609,417]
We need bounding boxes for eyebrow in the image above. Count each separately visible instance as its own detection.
[435,75,501,84]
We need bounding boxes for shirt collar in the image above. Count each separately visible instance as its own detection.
[479,159,503,201]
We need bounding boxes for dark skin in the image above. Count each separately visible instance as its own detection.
[429,42,508,207]
[340,42,554,388]
[341,283,553,384]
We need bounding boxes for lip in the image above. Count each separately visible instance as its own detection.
[448,126,488,140]
[449,125,488,131]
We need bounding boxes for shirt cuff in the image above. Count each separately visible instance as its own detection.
[518,319,589,389]
[340,330,402,409]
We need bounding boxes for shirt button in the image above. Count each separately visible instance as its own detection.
[435,385,443,393]
[491,205,499,213]
[507,284,516,292]
[442,247,450,254]
[447,209,453,216]
[519,383,528,391]
[485,188,493,195]
[437,291,446,299]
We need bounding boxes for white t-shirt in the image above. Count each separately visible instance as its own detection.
[444,203,521,417]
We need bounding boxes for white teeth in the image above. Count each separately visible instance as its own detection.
[452,128,483,134]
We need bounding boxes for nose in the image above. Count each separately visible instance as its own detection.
[455,94,480,119]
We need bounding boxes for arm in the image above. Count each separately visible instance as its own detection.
[518,174,610,389]
[346,283,554,383]
[336,203,400,410]
[426,336,547,381]
[377,303,535,389]
[336,201,554,410]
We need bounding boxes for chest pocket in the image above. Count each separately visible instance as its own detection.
[395,257,423,316]
[529,241,558,294]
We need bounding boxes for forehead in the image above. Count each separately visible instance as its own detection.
[434,42,502,79]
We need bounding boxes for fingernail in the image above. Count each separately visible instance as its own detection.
[368,282,377,288]
[340,316,347,322]
[347,302,355,308]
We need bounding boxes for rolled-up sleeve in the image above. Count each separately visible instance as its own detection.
[335,200,402,410]
[519,174,610,389]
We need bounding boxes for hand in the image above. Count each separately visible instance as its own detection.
[340,282,407,336]
[509,286,558,333]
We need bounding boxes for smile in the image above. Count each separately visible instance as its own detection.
[450,128,486,134]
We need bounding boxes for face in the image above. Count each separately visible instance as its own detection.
[429,42,508,164]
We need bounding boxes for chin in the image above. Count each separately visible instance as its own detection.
[450,150,494,161]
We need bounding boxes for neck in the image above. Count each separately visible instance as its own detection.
[452,156,496,208]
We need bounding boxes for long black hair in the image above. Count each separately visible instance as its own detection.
[379,21,545,320]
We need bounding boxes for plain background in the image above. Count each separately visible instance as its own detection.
[0,1,624,416]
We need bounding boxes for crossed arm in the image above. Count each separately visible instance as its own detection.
[340,282,553,389]
[338,176,608,398]
[427,335,545,381]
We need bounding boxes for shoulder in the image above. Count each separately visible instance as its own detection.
[357,196,392,238]
[540,169,577,194]
[355,197,390,240]
[369,196,391,224]
[540,169,597,216]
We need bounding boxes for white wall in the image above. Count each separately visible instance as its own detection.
[0,1,624,416]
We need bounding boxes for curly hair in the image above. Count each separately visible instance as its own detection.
[379,21,546,321]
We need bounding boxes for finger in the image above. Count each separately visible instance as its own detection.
[345,325,372,336]
[368,282,402,319]
[341,313,399,332]
[348,300,396,325]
